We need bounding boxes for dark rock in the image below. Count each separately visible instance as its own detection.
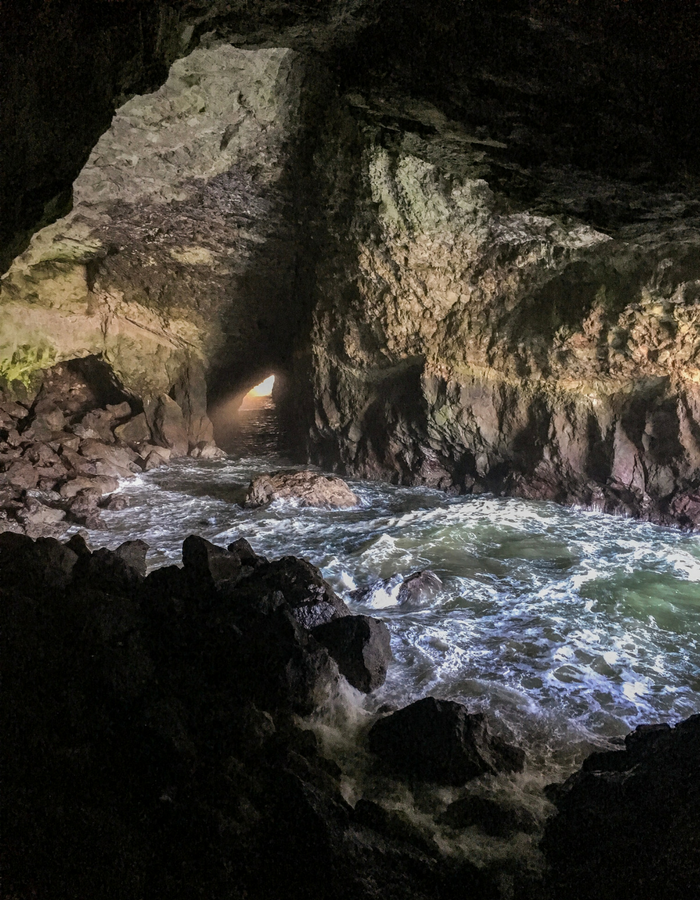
[247,556,350,629]
[245,470,360,509]
[66,488,103,527]
[312,614,392,692]
[397,570,443,606]
[353,798,438,857]
[0,531,78,590]
[182,535,242,588]
[542,715,700,900]
[368,697,525,786]
[440,794,540,838]
[114,540,149,578]
[65,532,92,558]
[227,536,262,566]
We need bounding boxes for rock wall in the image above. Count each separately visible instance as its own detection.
[305,95,700,526]
[0,43,327,445]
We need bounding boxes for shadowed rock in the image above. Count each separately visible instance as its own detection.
[182,535,242,588]
[312,614,392,692]
[368,697,525,786]
[440,794,539,838]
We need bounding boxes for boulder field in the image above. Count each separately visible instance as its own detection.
[2,531,699,899]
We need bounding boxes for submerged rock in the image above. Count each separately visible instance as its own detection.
[312,614,392,692]
[368,697,525,786]
[245,470,360,509]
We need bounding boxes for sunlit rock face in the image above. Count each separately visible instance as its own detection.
[0,44,322,436]
[306,94,700,525]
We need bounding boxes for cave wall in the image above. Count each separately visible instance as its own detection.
[304,94,700,525]
[3,1,700,523]
[0,43,329,445]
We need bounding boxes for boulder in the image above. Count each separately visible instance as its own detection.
[0,531,78,590]
[145,395,189,458]
[397,570,443,605]
[182,535,242,588]
[66,488,103,527]
[5,460,39,490]
[189,440,226,459]
[16,499,67,538]
[368,697,525,786]
[227,537,263,566]
[439,794,539,837]
[312,614,392,692]
[114,413,151,445]
[247,556,350,629]
[542,716,700,900]
[114,540,149,578]
[59,475,119,498]
[245,470,360,509]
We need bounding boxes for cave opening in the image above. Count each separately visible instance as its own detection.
[210,372,287,459]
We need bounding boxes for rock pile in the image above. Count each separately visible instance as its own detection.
[245,469,360,509]
[1,531,507,900]
[0,359,223,537]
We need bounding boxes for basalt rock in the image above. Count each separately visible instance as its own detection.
[245,470,360,509]
[368,697,525,786]
[312,614,392,693]
[542,717,700,900]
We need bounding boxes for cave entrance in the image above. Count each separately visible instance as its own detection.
[240,375,275,410]
[210,372,285,459]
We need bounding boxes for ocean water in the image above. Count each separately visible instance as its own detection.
[76,414,700,779]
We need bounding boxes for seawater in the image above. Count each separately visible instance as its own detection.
[77,447,700,779]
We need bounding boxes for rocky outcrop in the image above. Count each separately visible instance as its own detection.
[0,43,324,434]
[312,614,392,693]
[245,470,360,509]
[542,717,700,900]
[368,697,525,786]
[2,531,502,900]
[0,358,220,536]
[303,92,700,526]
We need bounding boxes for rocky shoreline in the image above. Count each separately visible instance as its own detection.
[0,358,223,539]
[2,529,698,900]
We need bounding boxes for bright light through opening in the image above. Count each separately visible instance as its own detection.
[248,375,275,398]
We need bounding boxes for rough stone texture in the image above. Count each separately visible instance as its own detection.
[542,717,700,900]
[368,697,525,786]
[0,43,321,451]
[303,91,700,526]
[311,614,392,692]
[245,470,360,509]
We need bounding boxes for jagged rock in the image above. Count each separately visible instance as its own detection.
[15,498,67,537]
[182,535,242,588]
[368,697,525,786]
[59,475,119,498]
[439,794,540,838]
[74,543,147,592]
[145,395,190,459]
[114,540,149,578]
[246,556,350,629]
[245,470,360,509]
[397,571,443,606]
[5,460,39,490]
[542,716,700,900]
[228,537,264,566]
[312,614,392,692]
[0,531,78,590]
[189,440,226,459]
[114,413,151,445]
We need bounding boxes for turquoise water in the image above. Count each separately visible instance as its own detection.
[77,448,700,775]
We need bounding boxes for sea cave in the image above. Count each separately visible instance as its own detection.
[1,2,699,898]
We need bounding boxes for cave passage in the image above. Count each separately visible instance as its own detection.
[210,373,285,459]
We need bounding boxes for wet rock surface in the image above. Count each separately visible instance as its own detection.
[2,532,501,900]
[312,614,392,693]
[245,469,361,509]
[369,697,525,786]
[542,717,700,900]
[0,358,222,536]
